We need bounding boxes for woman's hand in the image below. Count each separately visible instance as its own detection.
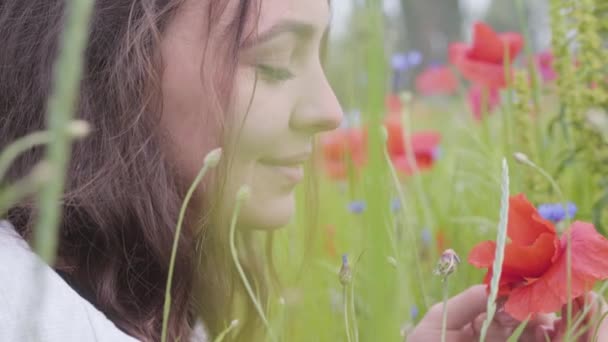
[407,285,555,342]
[549,292,608,341]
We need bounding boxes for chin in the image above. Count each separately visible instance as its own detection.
[239,192,296,231]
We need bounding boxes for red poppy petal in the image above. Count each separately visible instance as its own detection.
[347,128,367,165]
[385,115,405,156]
[448,43,469,65]
[500,32,524,62]
[483,268,526,296]
[564,221,608,279]
[411,132,441,152]
[467,85,501,120]
[321,131,348,161]
[453,57,509,88]
[324,161,347,180]
[415,66,458,96]
[468,241,496,268]
[504,221,608,320]
[508,194,556,245]
[502,233,557,277]
[391,156,414,175]
[468,22,505,64]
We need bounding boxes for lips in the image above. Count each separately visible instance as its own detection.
[259,152,311,167]
[259,153,311,183]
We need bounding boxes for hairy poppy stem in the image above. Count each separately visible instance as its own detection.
[440,278,449,342]
[344,285,353,342]
[162,148,222,342]
[229,186,277,342]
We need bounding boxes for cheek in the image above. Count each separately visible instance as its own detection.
[221,69,299,230]
[160,61,220,190]
[228,67,294,158]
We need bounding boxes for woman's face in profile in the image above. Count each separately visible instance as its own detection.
[160,0,342,230]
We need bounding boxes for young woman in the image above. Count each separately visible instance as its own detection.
[0,0,606,341]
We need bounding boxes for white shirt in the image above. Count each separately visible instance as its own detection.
[0,220,139,342]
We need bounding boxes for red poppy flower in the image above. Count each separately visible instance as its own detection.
[468,194,608,320]
[385,115,441,174]
[321,115,441,179]
[320,128,367,180]
[467,84,501,121]
[535,51,557,83]
[385,94,403,115]
[325,224,337,258]
[415,65,459,96]
[449,22,523,88]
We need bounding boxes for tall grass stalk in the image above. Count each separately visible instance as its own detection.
[161,148,222,342]
[479,158,510,342]
[229,185,276,341]
[383,142,428,308]
[33,0,95,264]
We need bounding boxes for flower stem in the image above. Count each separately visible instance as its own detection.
[440,278,449,342]
[162,149,220,342]
[229,186,276,341]
[344,285,353,342]
[350,279,359,342]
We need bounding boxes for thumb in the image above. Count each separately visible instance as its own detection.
[425,285,489,330]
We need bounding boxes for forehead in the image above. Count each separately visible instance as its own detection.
[255,0,330,31]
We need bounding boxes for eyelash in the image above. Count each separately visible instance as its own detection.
[255,64,295,83]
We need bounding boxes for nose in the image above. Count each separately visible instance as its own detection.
[290,64,343,134]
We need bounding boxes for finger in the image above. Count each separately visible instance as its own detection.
[407,327,476,342]
[469,314,515,342]
[426,285,489,330]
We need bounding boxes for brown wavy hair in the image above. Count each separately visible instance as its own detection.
[0,0,263,340]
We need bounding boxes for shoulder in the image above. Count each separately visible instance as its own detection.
[0,220,139,342]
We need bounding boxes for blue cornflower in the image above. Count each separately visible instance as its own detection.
[407,50,423,67]
[410,305,420,321]
[421,228,432,245]
[348,200,366,214]
[342,254,349,267]
[391,198,401,213]
[391,51,424,72]
[538,202,577,222]
[391,53,409,72]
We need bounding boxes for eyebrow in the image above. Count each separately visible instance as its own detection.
[242,20,318,49]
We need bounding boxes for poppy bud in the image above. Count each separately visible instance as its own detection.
[236,185,251,202]
[433,249,460,278]
[513,152,530,164]
[339,254,352,286]
[67,120,91,138]
[204,148,222,168]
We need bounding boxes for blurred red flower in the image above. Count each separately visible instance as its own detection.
[535,51,557,83]
[415,65,459,96]
[449,22,523,89]
[468,194,608,320]
[320,115,442,179]
[385,94,403,115]
[385,115,441,174]
[320,128,367,180]
[467,84,501,121]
